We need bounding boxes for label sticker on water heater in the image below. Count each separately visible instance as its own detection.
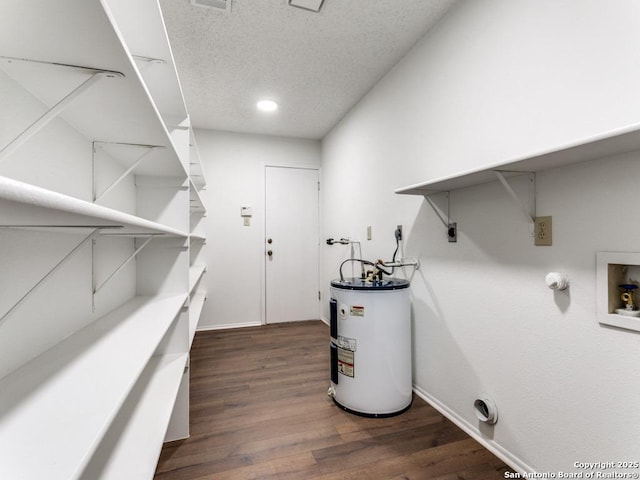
[337,347,354,378]
[337,335,356,351]
[350,305,364,317]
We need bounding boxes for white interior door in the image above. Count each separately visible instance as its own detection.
[265,166,319,323]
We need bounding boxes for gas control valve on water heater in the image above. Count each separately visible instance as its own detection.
[329,277,412,417]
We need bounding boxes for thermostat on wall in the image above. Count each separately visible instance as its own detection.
[241,206,252,226]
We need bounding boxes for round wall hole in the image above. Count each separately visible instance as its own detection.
[474,396,498,424]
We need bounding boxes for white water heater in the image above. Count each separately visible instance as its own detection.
[329,277,412,417]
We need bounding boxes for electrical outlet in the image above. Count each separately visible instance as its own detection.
[395,225,402,241]
[448,223,457,243]
[534,216,552,246]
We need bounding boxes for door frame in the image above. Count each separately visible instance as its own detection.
[262,163,321,325]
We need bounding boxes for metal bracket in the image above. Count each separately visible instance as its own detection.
[493,171,536,224]
[0,226,118,324]
[0,56,123,163]
[92,142,165,202]
[132,55,167,66]
[424,192,457,242]
[92,233,161,306]
[137,184,189,190]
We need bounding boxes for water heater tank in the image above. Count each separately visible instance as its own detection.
[329,277,412,417]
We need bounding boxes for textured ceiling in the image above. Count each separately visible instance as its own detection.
[159,0,457,139]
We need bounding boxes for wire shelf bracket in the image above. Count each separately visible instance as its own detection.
[92,141,165,202]
[92,234,159,306]
[0,56,124,163]
[493,170,536,224]
[0,226,116,324]
[132,54,167,66]
[423,191,457,242]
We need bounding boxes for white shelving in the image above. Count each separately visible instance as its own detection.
[189,128,207,190]
[101,0,189,124]
[188,129,207,337]
[0,0,207,478]
[0,295,186,480]
[189,264,207,294]
[395,123,640,241]
[190,233,206,242]
[396,122,640,196]
[0,176,187,236]
[0,26,186,173]
[189,292,207,346]
[189,178,206,213]
[79,353,188,480]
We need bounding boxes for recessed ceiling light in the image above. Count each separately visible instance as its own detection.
[257,100,278,112]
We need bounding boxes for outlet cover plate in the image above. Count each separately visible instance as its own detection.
[534,216,552,246]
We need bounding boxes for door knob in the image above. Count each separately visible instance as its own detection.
[267,238,273,244]
[267,250,273,257]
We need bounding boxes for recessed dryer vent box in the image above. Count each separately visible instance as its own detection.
[596,252,640,332]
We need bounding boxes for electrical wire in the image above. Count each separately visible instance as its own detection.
[389,234,399,274]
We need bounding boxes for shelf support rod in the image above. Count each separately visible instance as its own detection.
[0,228,103,324]
[132,54,167,65]
[0,62,123,163]
[93,235,157,297]
[136,185,189,190]
[493,171,536,224]
[93,143,162,202]
[0,55,124,76]
[423,191,457,242]
[424,192,450,229]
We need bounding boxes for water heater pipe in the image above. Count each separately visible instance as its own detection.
[379,258,420,270]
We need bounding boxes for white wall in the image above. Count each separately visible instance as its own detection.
[195,129,321,329]
[322,0,640,473]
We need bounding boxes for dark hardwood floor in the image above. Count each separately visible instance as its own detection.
[155,321,512,479]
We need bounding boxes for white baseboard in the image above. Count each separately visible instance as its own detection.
[320,316,329,326]
[412,385,533,475]
[196,321,262,332]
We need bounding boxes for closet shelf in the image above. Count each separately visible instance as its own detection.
[188,127,206,189]
[82,353,188,480]
[0,1,187,178]
[189,292,207,347]
[189,178,206,213]
[0,294,188,480]
[92,141,184,182]
[189,265,207,294]
[0,176,188,237]
[395,122,640,196]
[102,0,188,124]
[189,233,206,242]
[0,0,207,474]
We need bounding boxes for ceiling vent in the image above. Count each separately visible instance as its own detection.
[288,0,325,13]
[190,0,232,13]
